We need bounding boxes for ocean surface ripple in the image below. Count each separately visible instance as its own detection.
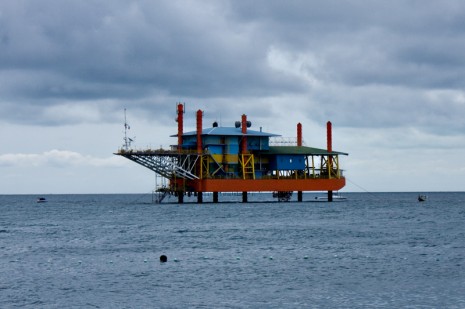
[1,192,464,308]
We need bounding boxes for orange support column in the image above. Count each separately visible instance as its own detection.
[297,122,303,201]
[297,123,302,147]
[241,114,247,154]
[327,121,333,202]
[327,121,332,153]
[241,114,248,202]
[196,110,203,154]
[196,109,203,201]
[176,103,185,201]
[177,103,184,152]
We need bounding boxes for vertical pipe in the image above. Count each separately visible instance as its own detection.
[328,190,333,202]
[241,114,247,154]
[327,121,333,174]
[196,110,203,154]
[297,123,303,201]
[326,121,332,153]
[327,121,333,202]
[177,103,184,152]
[196,109,203,198]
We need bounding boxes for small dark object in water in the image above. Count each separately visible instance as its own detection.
[160,255,167,263]
[418,195,427,202]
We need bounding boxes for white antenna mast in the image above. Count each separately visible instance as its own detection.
[123,108,134,150]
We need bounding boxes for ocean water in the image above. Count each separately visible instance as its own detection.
[1,192,464,308]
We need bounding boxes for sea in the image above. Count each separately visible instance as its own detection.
[1,192,464,308]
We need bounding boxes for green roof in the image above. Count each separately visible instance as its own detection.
[262,146,348,156]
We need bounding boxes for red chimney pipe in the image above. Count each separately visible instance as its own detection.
[327,121,334,201]
[177,103,184,152]
[326,121,332,153]
[241,114,247,154]
[297,123,302,147]
[196,109,203,154]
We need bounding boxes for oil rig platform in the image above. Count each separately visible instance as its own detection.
[116,103,348,203]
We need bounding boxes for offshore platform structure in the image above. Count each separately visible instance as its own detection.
[116,103,348,203]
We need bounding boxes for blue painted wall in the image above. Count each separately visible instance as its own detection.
[269,155,305,170]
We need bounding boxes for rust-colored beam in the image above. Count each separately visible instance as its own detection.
[297,123,302,147]
[177,103,184,152]
[241,114,247,154]
[196,109,203,154]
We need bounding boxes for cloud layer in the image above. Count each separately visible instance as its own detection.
[0,150,125,168]
[1,1,465,193]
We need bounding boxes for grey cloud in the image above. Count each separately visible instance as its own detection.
[1,0,465,135]
[0,0,284,100]
[230,0,465,89]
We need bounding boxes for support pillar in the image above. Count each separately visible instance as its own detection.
[242,191,248,203]
[328,190,333,202]
[178,192,184,204]
[196,110,203,154]
[298,191,303,202]
[297,123,302,147]
[177,103,184,152]
[197,192,203,203]
[241,114,248,154]
[213,192,219,203]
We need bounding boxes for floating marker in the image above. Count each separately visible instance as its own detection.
[160,255,168,263]
[144,259,148,263]
[304,256,309,260]
[269,256,273,260]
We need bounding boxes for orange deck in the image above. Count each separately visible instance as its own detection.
[180,178,346,192]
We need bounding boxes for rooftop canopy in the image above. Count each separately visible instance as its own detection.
[263,146,348,156]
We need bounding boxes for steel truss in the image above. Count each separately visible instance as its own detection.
[118,151,200,180]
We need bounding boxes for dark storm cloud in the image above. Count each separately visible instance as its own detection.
[0,1,293,100]
[232,0,465,88]
[1,0,465,134]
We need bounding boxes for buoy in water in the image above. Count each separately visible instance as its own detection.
[160,255,168,263]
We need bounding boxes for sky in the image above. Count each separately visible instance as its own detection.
[1,0,465,194]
